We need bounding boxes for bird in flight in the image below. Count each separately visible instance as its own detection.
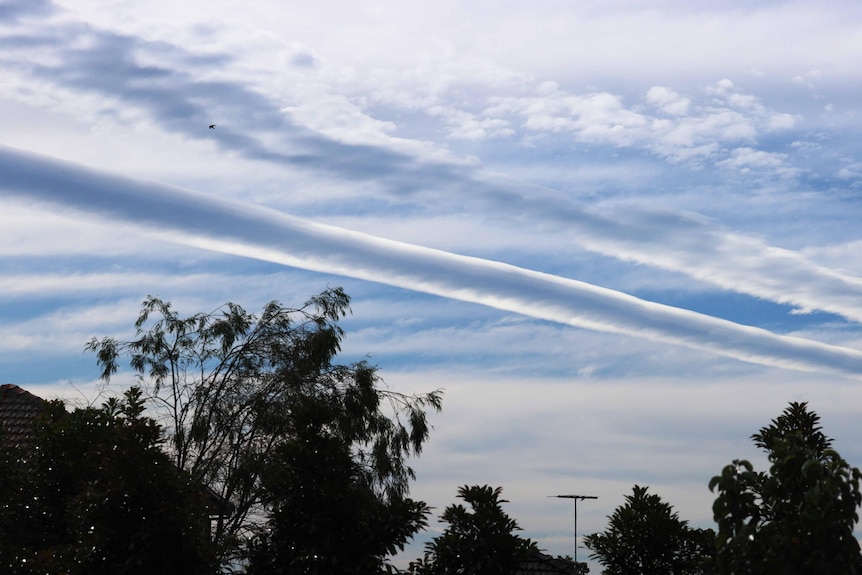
[209,124,216,129]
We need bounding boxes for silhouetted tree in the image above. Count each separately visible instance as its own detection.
[244,391,430,574]
[411,485,539,575]
[0,387,215,575]
[86,288,442,568]
[584,485,714,575]
[0,425,28,569]
[710,402,862,575]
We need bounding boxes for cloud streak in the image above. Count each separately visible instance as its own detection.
[3,143,862,379]
[5,8,862,327]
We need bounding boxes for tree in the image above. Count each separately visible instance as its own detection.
[86,288,442,567]
[244,393,430,574]
[411,485,539,575]
[584,485,715,575]
[0,425,29,570]
[0,387,215,575]
[709,402,862,575]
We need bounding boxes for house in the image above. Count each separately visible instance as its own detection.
[517,550,585,574]
[0,383,48,450]
[0,383,230,534]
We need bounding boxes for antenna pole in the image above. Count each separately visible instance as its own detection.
[549,494,598,564]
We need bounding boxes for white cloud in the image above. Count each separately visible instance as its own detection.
[0,300,142,354]
[836,163,862,180]
[0,272,227,298]
[3,144,862,379]
[477,79,799,179]
[716,147,798,176]
[426,105,515,141]
[645,86,690,116]
[768,112,798,130]
[3,3,862,568]
[393,369,862,564]
[491,90,649,146]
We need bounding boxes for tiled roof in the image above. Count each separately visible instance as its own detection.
[517,551,581,574]
[0,383,47,449]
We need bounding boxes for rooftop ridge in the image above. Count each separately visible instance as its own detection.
[0,384,48,449]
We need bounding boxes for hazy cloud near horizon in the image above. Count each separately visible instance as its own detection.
[2,0,862,567]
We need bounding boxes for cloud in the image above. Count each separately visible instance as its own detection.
[0,299,142,354]
[716,147,798,176]
[426,105,515,141]
[429,185,862,326]
[0,9,807,190]
[397,368,862,562]
[0,0,52,22]
[0,14,469,195]
[3,5,862,336]
[3,144,862,379]
[3,4,862,568]
[645,86,690,116]
[0,272,222,298]
[479,79,797,175]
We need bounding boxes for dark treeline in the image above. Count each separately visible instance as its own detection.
[1,289,441,574]
[584,401,862,575]
[1,289,860,574]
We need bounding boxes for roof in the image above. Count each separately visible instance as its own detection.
[0,384,230,518]
[517,551,582,574]
[0,383,48,449]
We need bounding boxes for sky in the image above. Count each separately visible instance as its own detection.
[2,0,862,568]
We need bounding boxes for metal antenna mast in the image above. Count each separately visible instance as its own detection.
[549,494,598,564]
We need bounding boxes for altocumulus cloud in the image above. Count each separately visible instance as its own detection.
[3,143,862,379]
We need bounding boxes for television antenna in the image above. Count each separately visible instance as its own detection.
[549,494,598,564]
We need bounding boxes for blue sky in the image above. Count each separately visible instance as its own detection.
[2,0,862,567]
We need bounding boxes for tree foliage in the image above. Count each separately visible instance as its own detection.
[86,288,442,567]
[584,485,715,575]
[709,402,862,575]
[244,394,430,574]
[411,485,539,575]
[0,424,29,570]
[0,387,215,575]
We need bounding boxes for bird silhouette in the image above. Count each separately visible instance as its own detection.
[209,124,216,129]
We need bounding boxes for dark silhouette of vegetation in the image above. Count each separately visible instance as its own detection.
[86,288,442,569]
[6,293,862,575]
[410,485,539,575]
[0,424,28,569]
[710,402,862,575]
[0,387,215,575]
[584,485,714,575]
[244,378,431,574]
[556,554,589,575]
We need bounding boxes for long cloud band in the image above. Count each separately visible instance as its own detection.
[2,143,862,379]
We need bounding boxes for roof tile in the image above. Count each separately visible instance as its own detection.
[0,383,48,449]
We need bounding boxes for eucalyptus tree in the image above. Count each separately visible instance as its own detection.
[244,393,431,574]
[86,288,442,566]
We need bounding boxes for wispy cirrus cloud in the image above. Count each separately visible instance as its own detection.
[2,144,862,378]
